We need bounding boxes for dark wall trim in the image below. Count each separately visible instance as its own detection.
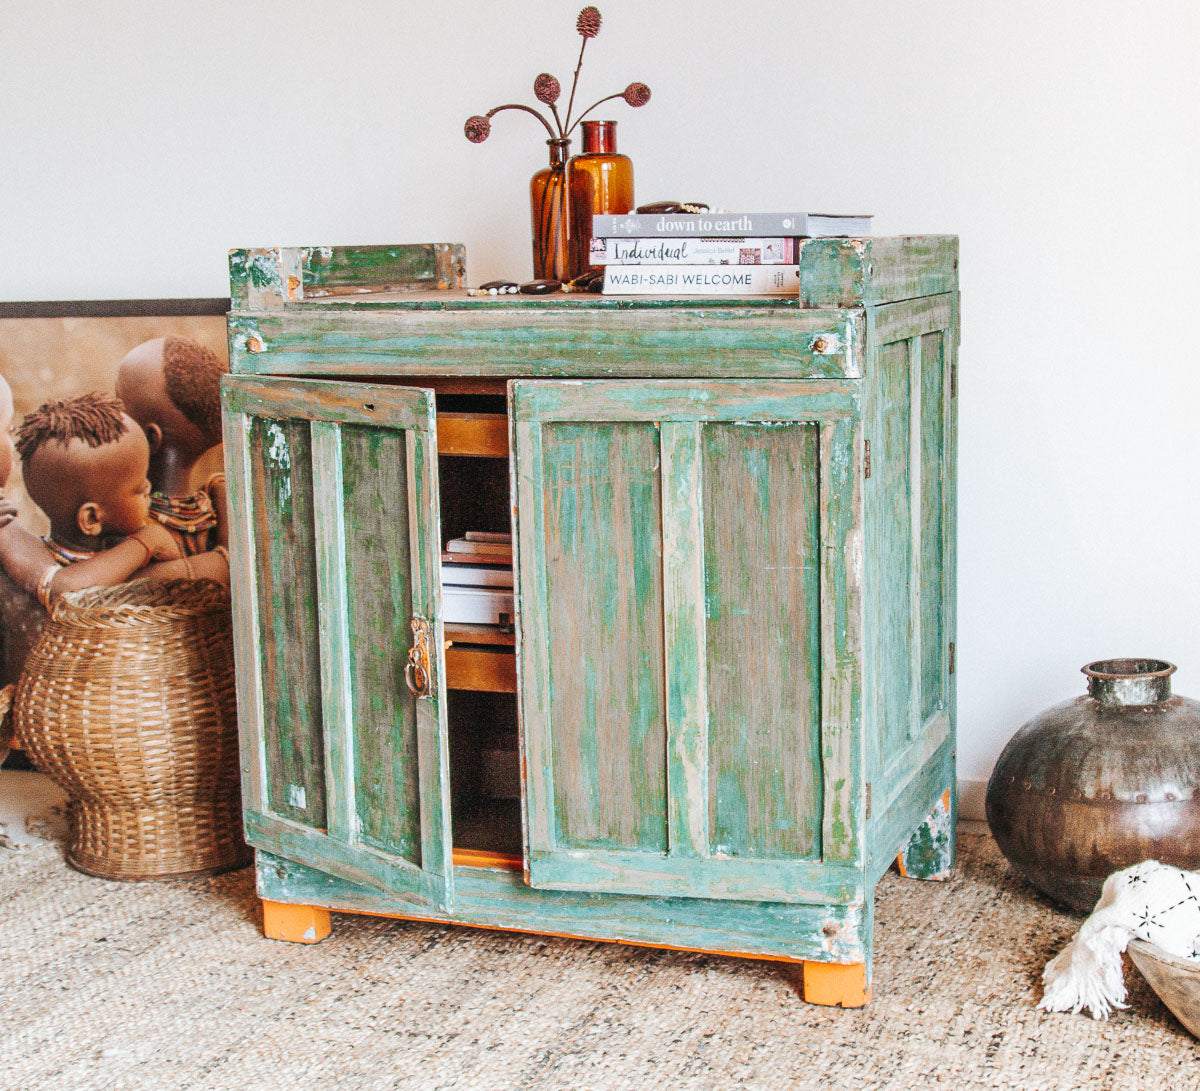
[0,298,231,319]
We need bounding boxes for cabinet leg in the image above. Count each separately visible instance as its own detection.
[895,787,955,880]
[262,900,332,944]
[802,961,870,1008]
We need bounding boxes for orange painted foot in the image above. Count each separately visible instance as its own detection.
[802,961,870,1008]
[262,900,332,944]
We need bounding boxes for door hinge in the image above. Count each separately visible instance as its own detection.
[949,641,956,675]
[864,439,871,479]
[950,363,958,399]
[865,782,872,819]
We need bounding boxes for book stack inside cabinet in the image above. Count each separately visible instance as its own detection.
[592,211,872,297]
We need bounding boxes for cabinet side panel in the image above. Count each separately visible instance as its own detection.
[702,422,823,859]
[340,424,421,863]
[874,341,914,763]
[919,332,946,721]
[541,421,668,853]
[248,416,327,828]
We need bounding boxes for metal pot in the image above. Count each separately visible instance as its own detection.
[986,659,1200,913]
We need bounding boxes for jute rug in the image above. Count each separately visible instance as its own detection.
[2,797,1197,1090]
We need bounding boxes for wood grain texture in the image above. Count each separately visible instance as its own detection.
[661,422,709,860]
[540,420,668,853]
[226,242,959,984]
[247,414,327,829]
[310,421,354,844]
[227,308,857,380]
[339,423,421,863]
[702,421,822,861]
[873,339,914,768]
[220,410,267,814]
[918,331,946,722]
[256,850,869,963]
[512,380,864,902]
[797,237,958,309]
[228,244,464,309]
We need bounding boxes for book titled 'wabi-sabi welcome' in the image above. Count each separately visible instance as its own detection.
[602,265,801,296]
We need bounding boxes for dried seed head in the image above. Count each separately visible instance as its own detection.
[622,82,651,108]
[576,6,601,38]
[534,73,561,105]
[464,115,491,143]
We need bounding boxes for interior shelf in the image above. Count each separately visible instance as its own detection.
[436,412,508,458]
[444,622,515,647]
[445,645,516,693]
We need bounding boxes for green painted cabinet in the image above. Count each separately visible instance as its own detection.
[222,238,959,1005]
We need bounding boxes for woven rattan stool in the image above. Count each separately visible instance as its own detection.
[14,579,249,880]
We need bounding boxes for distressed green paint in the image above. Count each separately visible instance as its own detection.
[819,414,864,864]
[702,421,822,860]
[538,420,667,852]
[661,421,709,860]
[248,415,327,828]
[225,375,454,910]
[797,236,959,309]
[228,243,465,309]
[310,421,354,844]
[256,850,869,964]
[511,380,863,903]
[860,293,959,897]
[919,332,946,722]
[340,424,421,863]
[875,340,914,765]
[898,789,955,881]
[302,243,465,297]
[226,309,858,381]
[227,236,959,984]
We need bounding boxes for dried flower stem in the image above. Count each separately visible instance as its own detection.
[564,92,623,138]
[563,38,589,133]
[549,102,565,138]
[486,103,558,141]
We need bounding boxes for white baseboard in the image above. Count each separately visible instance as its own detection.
[957,778,988,822]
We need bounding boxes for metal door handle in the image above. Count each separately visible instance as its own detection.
[404,616,433,698]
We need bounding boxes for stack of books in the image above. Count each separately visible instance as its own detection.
[591,212,873,296]
[441,531,514,626]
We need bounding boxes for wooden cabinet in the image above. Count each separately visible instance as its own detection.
[222,238,959,1006]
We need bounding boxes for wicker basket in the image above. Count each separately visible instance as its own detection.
[13,579,250,880]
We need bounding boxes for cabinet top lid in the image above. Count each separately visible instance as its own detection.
[228,237,958,313]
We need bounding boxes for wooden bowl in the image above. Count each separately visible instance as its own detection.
[1128,939,1200,1038]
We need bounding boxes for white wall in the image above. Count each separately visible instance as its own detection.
[3,1,1199,794]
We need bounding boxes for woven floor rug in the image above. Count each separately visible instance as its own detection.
[2,801,1197,1090]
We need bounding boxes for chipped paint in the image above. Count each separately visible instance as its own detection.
[265,422,293,510]
[898,790,953,880]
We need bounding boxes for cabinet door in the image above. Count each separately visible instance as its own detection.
[222,375,454,910]
[511,379,863,905]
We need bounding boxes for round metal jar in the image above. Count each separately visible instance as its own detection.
[986,659,1200,913]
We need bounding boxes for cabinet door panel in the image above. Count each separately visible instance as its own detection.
[512,380,863,905]
[223,375,453,910]
[702,421,823,860]
[540,421,668,853]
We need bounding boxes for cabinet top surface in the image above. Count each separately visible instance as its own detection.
[229,236,957,315]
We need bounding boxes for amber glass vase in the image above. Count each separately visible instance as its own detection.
[567,120,634,279]
[530,138,572,281]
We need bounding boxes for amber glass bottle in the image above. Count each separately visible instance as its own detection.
[567,120,634,279]
[530,138,571,281]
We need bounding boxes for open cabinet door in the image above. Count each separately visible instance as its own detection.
[222,375,453,911]
[511,379,864,906]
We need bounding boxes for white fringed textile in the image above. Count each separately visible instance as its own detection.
[1041,860,1200,1020]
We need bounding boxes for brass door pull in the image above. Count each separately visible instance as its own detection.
[404,616,433,698]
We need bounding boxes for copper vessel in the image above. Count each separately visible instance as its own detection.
[986,659,1200,913]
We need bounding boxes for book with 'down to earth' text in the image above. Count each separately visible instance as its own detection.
[592,212,873,238]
